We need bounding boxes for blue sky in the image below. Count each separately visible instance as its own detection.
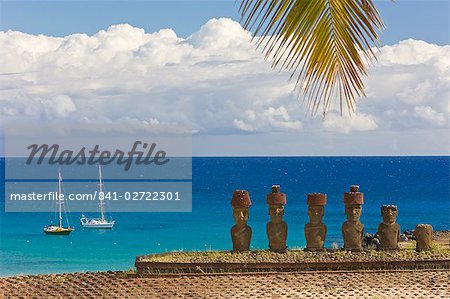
[1,0,449,45]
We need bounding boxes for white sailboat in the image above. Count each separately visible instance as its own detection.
[44,170,74,235]
[80,165,115,229]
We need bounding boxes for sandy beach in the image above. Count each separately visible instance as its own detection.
[2,269,449,298]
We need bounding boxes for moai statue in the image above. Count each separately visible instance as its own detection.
[377,205,400,250]
[266,185,288,253]
[230,190,252,252]
[342,185,364,251]
[414,224,433,251]
[305,193,327,251]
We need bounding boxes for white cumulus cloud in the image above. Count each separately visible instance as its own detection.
[323,113,378,134]
[0,19,448,154]
[414,106,446,126]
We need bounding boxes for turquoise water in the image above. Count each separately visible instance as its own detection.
[1,156,449,276]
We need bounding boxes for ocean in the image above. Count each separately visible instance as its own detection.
[1,156,449,276]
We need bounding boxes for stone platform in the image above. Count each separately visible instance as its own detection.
[135,249,450,274]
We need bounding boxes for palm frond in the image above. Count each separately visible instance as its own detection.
[239,0,384,116]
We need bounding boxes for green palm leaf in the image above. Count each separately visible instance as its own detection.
[239,0,384,116]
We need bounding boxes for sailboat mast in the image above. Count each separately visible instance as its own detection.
[99,165,105,222]
[58,169,62,228]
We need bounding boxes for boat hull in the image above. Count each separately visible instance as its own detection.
[43,228,74,235]
[81,223,114,229]
[80,217,115,229]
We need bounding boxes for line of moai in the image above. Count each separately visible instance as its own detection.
[230,184,433,252]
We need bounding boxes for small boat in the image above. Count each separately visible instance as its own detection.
[80,165,115,229]
[44,170,74,235]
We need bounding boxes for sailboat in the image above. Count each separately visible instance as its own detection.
[80,165,115,229]
[43,170,75,235]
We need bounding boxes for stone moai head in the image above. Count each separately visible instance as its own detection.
[381,205,398,225]
[231,190,252,228]
[266,185,286,224]
[414,224,433,251]
[307,193,327,225]
[268,205,285,223]
[344,185,364,222]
